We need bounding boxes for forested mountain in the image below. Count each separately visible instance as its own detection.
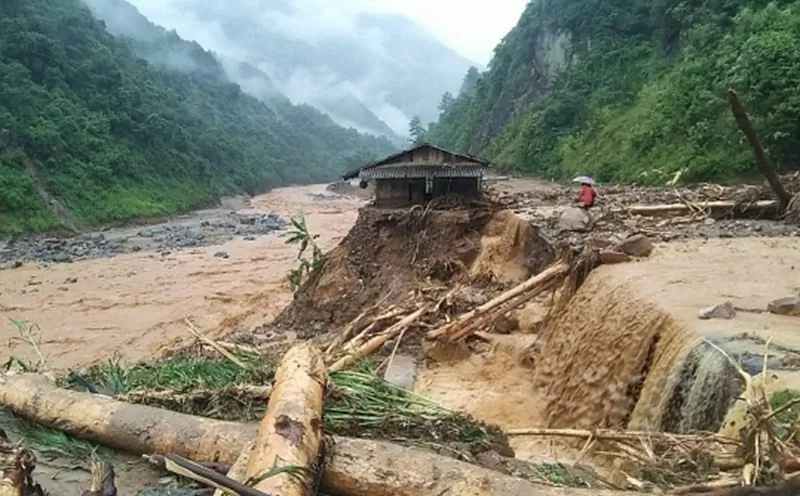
[0,0,394,234]
[426,0,800,185]
[124,0,479,138]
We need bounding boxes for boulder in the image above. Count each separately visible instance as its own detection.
[51,252,73,263]
[599,250,631,265]
[616,234,654,257]
[767,297,800,317]
[557,207,591,231]
[493,313,520,334]
[383,354,417,391]
[698,301,736,320]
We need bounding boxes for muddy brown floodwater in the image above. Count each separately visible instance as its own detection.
[0,184,363,370]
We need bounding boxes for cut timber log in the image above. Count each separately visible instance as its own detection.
[728,89,793,209]
[613,200,779,219]
[427,262,570,342]
[0,373,623,496]
[245,343,327,496]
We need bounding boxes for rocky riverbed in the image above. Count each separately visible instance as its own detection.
[0,202,288,269]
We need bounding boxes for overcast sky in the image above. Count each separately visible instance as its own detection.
[341,0,529,64]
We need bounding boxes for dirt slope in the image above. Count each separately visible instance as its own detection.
[275,206,555,333]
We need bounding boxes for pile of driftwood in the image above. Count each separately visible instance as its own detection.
[0,345,625,496]
[315,258,573,378]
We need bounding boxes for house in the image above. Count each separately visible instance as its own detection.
[341,143,490,208]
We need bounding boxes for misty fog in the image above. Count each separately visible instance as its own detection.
[112,0,479,138]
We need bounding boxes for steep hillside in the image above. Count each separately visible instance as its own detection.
[124,0,479,137]
[427,0,800,184]
[0,0,394,234]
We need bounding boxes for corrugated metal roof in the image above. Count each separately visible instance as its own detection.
[361,164,485,179]
[341,143,490,180]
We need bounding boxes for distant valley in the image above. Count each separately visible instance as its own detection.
[113,0,481,138]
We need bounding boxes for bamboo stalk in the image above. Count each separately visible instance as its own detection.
[329,306,428,373]
[506,427,739,445]
[164,453,268,496]
[212,440,254,496]
[324,293,395,356]
[335,307,406,358]
[185,319,248,369]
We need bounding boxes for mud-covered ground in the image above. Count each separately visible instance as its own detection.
[490,176,800,250]
[2,177,800,496]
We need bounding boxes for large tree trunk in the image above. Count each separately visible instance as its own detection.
[727,89,793,209]
[427,262,569,342]
[245,343,326,496]
[0,373,624,496]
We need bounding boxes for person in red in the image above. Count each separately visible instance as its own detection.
[579,181,597,209]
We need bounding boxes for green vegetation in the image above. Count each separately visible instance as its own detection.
[64,354,505,452]
[0,0,395,234]
[770,389,800,425]
[0,336,591,489]
[282,214,326,293]
[426,0,800,185]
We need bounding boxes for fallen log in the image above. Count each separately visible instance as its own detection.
[727,89,793,210]
[427,262,570,342]
[0,373,622,496]
[448,278,561,342]
[245,343,327,496]
[506,427,739,445]
[613,200,779,219]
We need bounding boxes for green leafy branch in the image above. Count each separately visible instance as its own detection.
[282,213,326,293]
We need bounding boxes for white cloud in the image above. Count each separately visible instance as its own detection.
[337,0,529,63]
[120,0,528,137]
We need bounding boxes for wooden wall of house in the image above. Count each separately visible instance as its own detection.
[432,177,480,198]
[374,177,480,208]
[374,178,426,207]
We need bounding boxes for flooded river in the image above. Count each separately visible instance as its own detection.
[0,184,363,369]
